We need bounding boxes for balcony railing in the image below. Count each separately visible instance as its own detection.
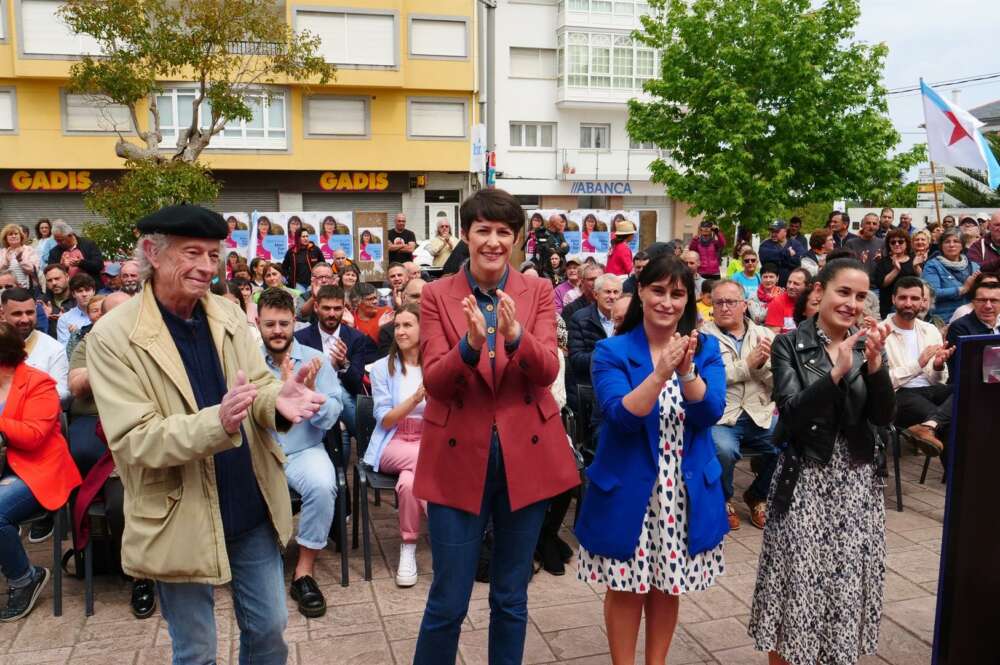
[557,147,667,181]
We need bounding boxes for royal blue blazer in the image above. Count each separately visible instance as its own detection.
[574,325,729,561]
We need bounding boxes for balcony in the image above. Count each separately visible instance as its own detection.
[556,30,657,107]
[557,147,668,181]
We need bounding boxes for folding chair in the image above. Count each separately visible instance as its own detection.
[351,395,400,581]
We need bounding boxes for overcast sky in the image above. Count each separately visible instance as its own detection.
[853,0,1000,177]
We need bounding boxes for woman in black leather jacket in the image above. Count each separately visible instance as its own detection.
[749,258,896,665]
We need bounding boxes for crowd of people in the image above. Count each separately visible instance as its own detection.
[0,198,995,665]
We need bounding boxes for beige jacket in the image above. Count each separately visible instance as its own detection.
[882,315,948,390]
[701,319,776,428]
[87,284,292,584]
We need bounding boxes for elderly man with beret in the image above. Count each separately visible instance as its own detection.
[87,205,327,665]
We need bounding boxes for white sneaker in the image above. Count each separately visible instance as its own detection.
[396,543,418,587]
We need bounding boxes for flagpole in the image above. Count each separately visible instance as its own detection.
[929,160,942,226]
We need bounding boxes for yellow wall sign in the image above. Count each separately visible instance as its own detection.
[10,170,92,192]
[319,171,390,192]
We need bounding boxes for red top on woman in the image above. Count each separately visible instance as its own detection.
[605,241,634,276]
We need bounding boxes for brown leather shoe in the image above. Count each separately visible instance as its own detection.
[743,490,766,530]
[903,424,944,457]
[726,501,741,531]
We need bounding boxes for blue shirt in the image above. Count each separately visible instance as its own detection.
[56,306,91,347]
[458,266,521,369]
[158,300,268,539]
[732,272,761,299]
[263,341,343,456]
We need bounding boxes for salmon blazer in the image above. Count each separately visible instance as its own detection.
[413,268,580,514]
[87,284,292,585]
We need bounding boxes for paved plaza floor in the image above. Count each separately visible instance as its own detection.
[7,447,944,665]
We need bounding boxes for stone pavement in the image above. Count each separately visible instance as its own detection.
[6,448,944,665]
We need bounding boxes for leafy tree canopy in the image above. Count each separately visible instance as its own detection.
[944,133,1000,207]
[60,0,335,163]
[629,0,924,234]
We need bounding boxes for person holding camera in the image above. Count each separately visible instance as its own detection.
[688,220,726,280]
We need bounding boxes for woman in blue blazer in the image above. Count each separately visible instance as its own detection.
[575,255,728,665]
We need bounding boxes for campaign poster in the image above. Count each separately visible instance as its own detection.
[284,214,317,248]
[604,210,641,252]
[309,211,354,260]
[250,212,289,263]
[525,209,574,258]
[569,209,609,260]
[357,227,384,262]
[222,212,251,258]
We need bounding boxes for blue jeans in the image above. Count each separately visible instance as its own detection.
[285,445,337,550]
[0,473,43,581]
[413,439,548,665]
[69,414,106,476]
[157,522,287,665]
[339,393,357,464]
[711,413,779,502]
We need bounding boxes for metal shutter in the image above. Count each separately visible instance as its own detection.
[0,194,106,233]
[210,189,279,215]
[302,193,402,214]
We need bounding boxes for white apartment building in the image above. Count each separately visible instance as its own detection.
[492,0,682,244]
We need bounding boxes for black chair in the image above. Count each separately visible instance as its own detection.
[575,384,594,460]
[351,395,400,581]
[886,425,904,512]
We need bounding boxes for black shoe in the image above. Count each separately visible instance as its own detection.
[131,579,156,619]
[538,536,565,576]
[556,535,573,563]
[290,575,326,618]
[27,516,53,544]
[0,567,49,622]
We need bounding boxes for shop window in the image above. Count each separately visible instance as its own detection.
[409,17,467,59]
[306,97,369,137]
[21,0,103,56]
[296,9,396,68]
[156,88,287,150]
[408,98,467,139]
[63,92,132,133]
[509,47,557,78]
[510,122,555,149]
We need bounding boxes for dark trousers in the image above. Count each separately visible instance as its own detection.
[68,415,106,477]
[895,384,953,437]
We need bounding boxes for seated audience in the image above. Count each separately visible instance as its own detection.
[696,278,715,324]
[386,263,409,309]
[99,263,121,294]
[682,250,706,297]
[56,273,96,346]
[561,263,602,324]
[66,294,104,359]
[363,304,427,588]
[883,277,954,458]
[296,285,376,442]
[620,250,649,295]
[702,279,779,530]
[377,279,426,358]
[765,268,809,334]
[873,228,923,318]
[41,264,75,337]
[923,229,980,322]
[568,274,621,385]
[2,287,68,406]
[297,262,337,324]
[946,274,1000,378]
[352,282,393,344]
[554,259,582,313]
[258,288,343,618]
[0,322,81,621]
[211,282,262,346]
[0,270,47,335]
[801,228,833,277]
[732,248,761,298]
[0,224,40,290]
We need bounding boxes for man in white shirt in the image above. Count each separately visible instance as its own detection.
[883,276,954,456]
[56,273,96,347]
[2,287,69,405]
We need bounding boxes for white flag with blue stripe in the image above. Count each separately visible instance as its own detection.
[921,78,1000,189]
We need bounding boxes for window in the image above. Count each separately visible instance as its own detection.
[410,17,467,59]
[63,93,132,133]
[558,30,658,89]
[580,123,610,150]
[156,88,287,150]
[629,138,656,150]
[565,0,650,14]
[306,97,369,137]
[509,47,557,78]
[21,0,103,56]
[0,0,6,41]
[408,99,467,139]
[510,122,555,148]
[0,90,14,131]
[296,10,396,67]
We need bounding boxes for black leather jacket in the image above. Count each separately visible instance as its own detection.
[772,317,896,464]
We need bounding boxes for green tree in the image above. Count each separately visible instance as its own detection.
[944,134,1000,207]
[83,160,220,258]
[60,0,335,163]
[629,0,924,235]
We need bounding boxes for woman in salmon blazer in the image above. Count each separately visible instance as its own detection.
[412,189,580,665]
[0,321,82,622]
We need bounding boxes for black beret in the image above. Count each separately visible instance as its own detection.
[136,204,228,239]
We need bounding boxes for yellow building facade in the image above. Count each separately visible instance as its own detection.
[0,0,480,239]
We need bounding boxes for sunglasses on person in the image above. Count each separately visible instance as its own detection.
[889,239,907,245]
[743,258,758,264]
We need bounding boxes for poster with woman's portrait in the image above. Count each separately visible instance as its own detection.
[223,212,251,258]
[285,214,318,249]
[357,227,383,262]
[603,210,641,252]
[570,209,610,258]
[306,212,353,261]
[525,210,575,257]
[250,212,288,263]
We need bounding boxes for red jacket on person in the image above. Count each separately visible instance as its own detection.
[2,364,82,510]
[413,268,580,514]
